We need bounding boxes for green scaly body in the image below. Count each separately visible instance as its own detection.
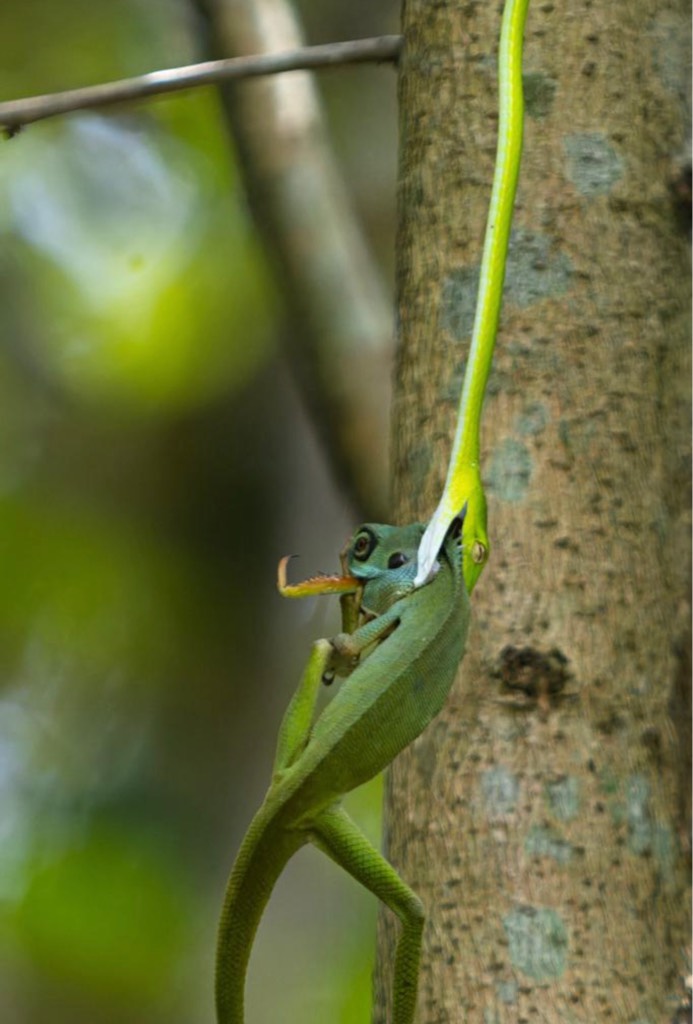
[216,521,469,1023]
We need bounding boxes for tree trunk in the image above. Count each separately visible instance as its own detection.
[375,1,691,1021]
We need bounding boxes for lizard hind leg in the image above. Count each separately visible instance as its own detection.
[309,807,424,1024]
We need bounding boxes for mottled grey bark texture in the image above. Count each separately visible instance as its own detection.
[376,1,691,1021]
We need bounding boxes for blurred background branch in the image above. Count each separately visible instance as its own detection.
[192,0,394,519]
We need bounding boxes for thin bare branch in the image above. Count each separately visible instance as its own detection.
[0,36,402,135]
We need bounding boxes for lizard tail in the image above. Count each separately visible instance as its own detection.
[215,804,304,1024]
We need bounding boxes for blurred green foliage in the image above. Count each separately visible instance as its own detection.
[0,0,397,1021]
[1,109,274,413]
[14,823,190,1005]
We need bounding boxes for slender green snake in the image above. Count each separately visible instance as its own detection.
[415,0,530,590]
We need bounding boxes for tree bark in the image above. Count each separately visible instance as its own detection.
[376,1,691,1021]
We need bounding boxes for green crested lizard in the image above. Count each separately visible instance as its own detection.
[216,517,469,1023]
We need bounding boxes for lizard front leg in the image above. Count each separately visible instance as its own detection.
[273,577,401,774]
[329,602,402,669]
[272,606,399,773]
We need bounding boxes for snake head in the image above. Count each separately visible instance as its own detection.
[415,466,490,593]
[459,485,489,593]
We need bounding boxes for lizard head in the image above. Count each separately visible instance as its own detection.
[345,516,465,615]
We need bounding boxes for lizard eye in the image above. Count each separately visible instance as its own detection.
[387,551,409,569]
[352,530,376,562]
